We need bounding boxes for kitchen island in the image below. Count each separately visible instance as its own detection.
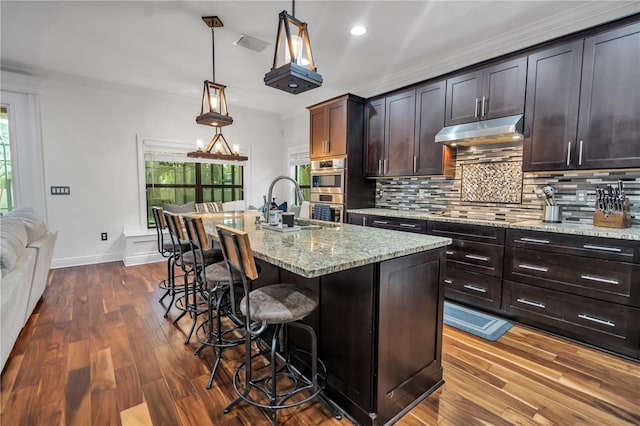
[193,211,452,425]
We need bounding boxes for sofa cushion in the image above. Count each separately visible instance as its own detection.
[5,207,48,245]
[195,201,222,213]
[0,217,28,275]
[163,201,195,213]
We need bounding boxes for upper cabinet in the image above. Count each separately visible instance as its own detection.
[576,22,640,169]
[523,21,640,171]
[309,97,348,159]
[365,82,453,177]
[523,40,583,172]
[445,56,527,126]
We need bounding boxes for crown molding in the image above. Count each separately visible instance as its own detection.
[351,2,640,97]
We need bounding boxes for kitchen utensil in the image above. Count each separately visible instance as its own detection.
[543,205,562,223]
[534,188,549,205]
[543,185,556,206]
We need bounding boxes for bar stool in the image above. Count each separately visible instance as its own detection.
[152,207,188,317]
[183,216,247,389]
[215,224,342,425]
[164,211,222,344]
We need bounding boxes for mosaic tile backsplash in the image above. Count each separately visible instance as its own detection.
[375,142,640,225]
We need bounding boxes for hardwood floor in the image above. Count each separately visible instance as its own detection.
[1,261,639,425]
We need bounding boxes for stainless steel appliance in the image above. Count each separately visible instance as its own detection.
[310,158,345,222]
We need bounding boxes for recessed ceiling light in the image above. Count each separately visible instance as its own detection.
[350,25,367,36]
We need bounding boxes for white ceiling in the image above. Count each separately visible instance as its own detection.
[2,1,639,119]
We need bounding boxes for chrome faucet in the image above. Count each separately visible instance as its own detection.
[265,175,305,219]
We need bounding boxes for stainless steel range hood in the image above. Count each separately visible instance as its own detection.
[435,114,524,146]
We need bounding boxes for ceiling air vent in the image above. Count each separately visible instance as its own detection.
[234,34,270,53]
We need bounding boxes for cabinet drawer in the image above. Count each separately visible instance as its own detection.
[507,229,638,263]
[428,222,505,244]
[444,268,502,310]
[505,247,638,306]
[445,240,504,277]
[503,280,640,360]
[368,216,427,234]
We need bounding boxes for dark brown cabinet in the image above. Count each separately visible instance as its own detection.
[428,222,505,311]
[346,212,368,226]
[576,21,640,169]
[364,97,385,177]
[367,215,427,234]
[414,81,453,175]
[504,229,640,359]
[523,40,584,172]
[309,97,347,159]
[365,82,453,177]
[445,56,527,126]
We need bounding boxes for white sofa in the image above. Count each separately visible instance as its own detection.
[0,208,57,371]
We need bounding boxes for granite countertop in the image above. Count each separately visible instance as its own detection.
[191,211,451,278]
[348,208,640,241]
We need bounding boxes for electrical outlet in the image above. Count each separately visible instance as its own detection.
[576,190,588,202]
[418,189,427,199]
[101,232,108,241]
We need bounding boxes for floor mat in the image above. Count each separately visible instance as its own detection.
[443,301,513,341]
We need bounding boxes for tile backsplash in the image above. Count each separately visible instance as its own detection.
[375,142,640,225]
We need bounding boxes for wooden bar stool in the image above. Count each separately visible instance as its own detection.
[164,211,222,344]
[183,216,246,389]
[152,207,188,317]
[215,224,342,425]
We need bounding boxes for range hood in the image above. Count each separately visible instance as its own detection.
[435,114,524,146]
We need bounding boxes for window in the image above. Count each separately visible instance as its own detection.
[295,164,310,202]
[145,161,244,227]
[0,107,12,214]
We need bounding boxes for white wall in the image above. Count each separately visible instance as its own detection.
[38,79,286,267]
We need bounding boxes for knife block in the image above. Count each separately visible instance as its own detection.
[592,197,632,228]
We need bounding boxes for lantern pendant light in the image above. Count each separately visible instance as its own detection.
[264,0,322,94]
[196,16,233,127]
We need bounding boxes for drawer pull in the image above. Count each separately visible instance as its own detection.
[518,264,548,272]
[578,314,615,327]
[444,279,453,284]
[372,220,388,225]
[582,244,622,253]
[516,298,546,309]
[520,237,550,244]
[465,254,489,262]
[581,275,619,285]
[446,250,454,255]
[399,223,417,228]
[463,284,487,293]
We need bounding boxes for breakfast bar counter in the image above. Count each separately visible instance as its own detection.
[191,211,451,425]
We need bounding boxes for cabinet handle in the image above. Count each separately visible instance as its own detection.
[446,250,454,255]
[326,140,330,153]
[413,156,417,174]
[444,279,453,284]
[516,298,546,309]
[581,275,619,285]
[474,98,479,118]
[566,141,572,166]
[518,264,548,272]
[481,96,486,117]
[378,160,382,175]
[400,223,417,228]
[520,237,550,244]
[582,244,622,253]
[465,254,489,262]
[578,314,615,327]
[384,159,388,174]
[363,217,367,226]
[464,284,487,293]
[372,220,388,225]
[578,140,583,165]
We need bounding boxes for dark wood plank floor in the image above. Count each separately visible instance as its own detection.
[1,261,639,425]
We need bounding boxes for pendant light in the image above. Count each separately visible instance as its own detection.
[264,0,323,94]
[196,16,233,127]
[189,16,247,161]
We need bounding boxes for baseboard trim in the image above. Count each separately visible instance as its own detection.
[51,253,124,269]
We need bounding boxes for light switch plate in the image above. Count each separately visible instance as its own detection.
[51,186,70,195]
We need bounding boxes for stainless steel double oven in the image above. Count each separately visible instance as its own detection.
[310,158,345,222]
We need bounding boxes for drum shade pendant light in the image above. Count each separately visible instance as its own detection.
[264,0,323,94]
[189,16,247,161]
[196,16,233,127]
